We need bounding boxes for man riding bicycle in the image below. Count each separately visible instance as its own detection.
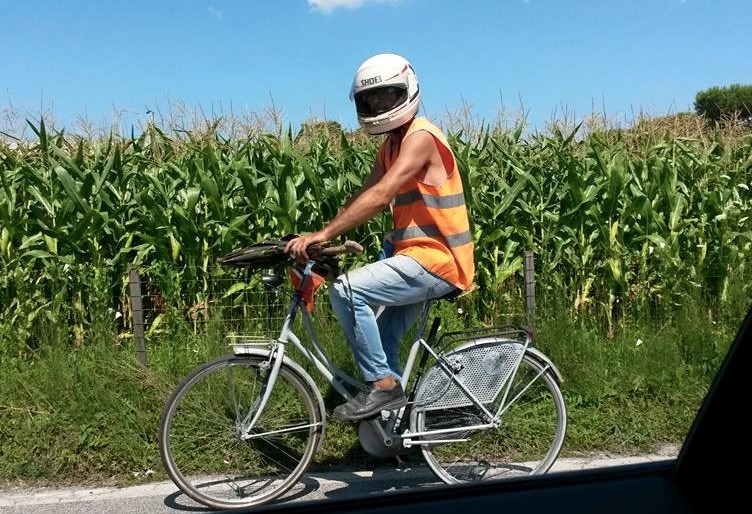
[286,53,474,421]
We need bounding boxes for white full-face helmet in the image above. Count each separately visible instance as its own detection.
[350,53,420,135]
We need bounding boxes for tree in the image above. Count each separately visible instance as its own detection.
[694,84,752,122]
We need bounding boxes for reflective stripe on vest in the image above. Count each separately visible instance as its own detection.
[391,225,473,248]
[394,189,467,209]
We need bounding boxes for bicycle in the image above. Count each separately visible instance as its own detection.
[158,239,567,510]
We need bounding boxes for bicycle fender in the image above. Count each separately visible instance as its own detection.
[233,348,328,450]
[525,347,564,384]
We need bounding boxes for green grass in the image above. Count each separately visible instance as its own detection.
[0,289,742,487]
[535,296,739,456]
[0,343,168,484]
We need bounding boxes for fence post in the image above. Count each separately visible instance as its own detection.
[524,251,536,340]
[128,267,148,367]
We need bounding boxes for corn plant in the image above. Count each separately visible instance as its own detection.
[1,117,750,354]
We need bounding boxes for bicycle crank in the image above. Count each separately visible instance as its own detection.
[358,418,412,458]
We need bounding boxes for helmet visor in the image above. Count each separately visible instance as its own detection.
[354,85,408,118]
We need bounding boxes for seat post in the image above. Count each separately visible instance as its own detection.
[414,299,435,340]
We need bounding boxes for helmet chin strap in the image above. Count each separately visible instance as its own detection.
[386,95,422,136]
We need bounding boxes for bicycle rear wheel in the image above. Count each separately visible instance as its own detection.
[158,355,323,509]
[417,352,566,483]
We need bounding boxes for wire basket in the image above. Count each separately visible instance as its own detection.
[215,272,292,342]
[415,328,528,410]
[139,266,293,342]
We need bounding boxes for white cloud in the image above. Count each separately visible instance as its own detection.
[307,0,393,14]
[208,5,223,19]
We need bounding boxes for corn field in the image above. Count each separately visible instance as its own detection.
[0,117,750,354]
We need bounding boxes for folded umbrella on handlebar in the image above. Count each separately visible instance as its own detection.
[217,238,364,269]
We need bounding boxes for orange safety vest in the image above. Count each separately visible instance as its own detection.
[377,117,475,290]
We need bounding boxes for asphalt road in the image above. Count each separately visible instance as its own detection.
[0,450,678,514]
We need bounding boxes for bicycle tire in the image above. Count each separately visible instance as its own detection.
[416,350,566,483]
[158,355,323,509]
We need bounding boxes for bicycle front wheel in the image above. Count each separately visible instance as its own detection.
[417,352,566,483]
[158,355,323,509]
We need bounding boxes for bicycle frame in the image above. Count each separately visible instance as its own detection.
[234,260,549,444]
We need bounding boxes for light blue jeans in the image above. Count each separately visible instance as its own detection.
[328,254,457,383]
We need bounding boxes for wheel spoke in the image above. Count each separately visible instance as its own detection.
[159,356,321,509]
[418,346,566,484]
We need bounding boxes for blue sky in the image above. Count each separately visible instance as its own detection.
[1,0,750,135]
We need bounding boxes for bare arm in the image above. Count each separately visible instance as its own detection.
[342,162,383,209]
[286,130,436,258]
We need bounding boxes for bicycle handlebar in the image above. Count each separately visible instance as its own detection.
[218,239,363,268]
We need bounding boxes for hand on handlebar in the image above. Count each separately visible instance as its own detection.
[284,234,364,263]
[285,232,328,261]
